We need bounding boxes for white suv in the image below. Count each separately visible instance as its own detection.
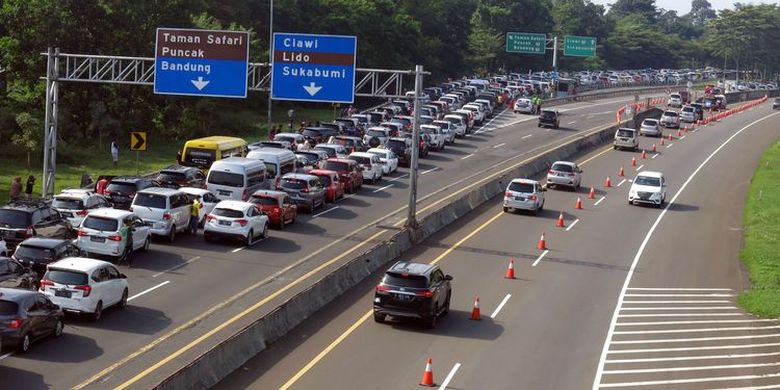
[628,171,667,207]
[77,209,151,263]
[40,257,129,321]
[348,152,384,183]
[613,128,639,151]
[546,161,582,189]
[660,110,680,128]
[443,115,467,138]
[503,179,545,215]
[204,200,269,246]
[52,189,111,228]
[420,125,445,151]
[131,187,191,242]
[667,93,683,108]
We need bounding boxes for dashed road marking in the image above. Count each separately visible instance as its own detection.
[533,250,549,267]
[128,281,170,302]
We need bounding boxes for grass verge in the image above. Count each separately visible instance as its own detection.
[738,138,780,317]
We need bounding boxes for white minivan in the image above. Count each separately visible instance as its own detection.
[246,148,297,189]
[130,187,191,242]
[207,157,269,201]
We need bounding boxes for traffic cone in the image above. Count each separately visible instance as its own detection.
[470,296,481,320]
[651,144,657,153]
[631,157,637,167]
[556,211,566,228]
[641,150,647,159]
[676,129,682,137]
[588,187,596,199]
[575,196,583,210]
[537,232,547,250]
[660,137,665,146]
[420,358,435,386]
[668,133,673,141]
[684,126,688,133]
[618,165,625,177]
[604,176,612,188]
[505,260,516,279]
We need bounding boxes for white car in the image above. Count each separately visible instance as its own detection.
[443,115,467,138]
[659,110,680,129]
[366,148,399,174]
[546,161,582,189]
[503,179,545,215]
[348,152,384,183]
[76,209,151,263]
[514,98,535,114]
[0,239,7,257]
[130,187,191,242]
[639,118,662,137]
[667,93,683,108]
[363,127,392,148]
[40,257,128,321]
[433,120,456,144]
[52,189,112,228]
[313,143,348,159]
[679,106,696,123]
[178,187,219,227]
[628,171,667,207]
[420,124,445,151]
[203,200,269,245]
[462,104,485,125]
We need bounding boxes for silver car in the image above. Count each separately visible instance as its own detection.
[546,161,582,190]
[659,110,680,129]
[278,173,326,213]
[613,128,639,151]
[639,118,662,137]
[679,106,696,123]
[503,179,545,215]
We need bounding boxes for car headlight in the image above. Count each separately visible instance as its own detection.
[629,190,637,197]
[650,192,661,199]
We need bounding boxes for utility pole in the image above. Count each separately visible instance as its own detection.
[405,64,424,229]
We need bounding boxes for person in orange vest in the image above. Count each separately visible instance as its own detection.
[96,177,109,195]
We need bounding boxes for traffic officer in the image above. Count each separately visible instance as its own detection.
[189,196,202,235]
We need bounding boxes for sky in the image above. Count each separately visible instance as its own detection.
[590,0,774,15]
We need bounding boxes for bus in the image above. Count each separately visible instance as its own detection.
[178,136,248,171]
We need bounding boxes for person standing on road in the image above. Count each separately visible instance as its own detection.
[189,196,201,235]
[269,125,277,140]
[9,177,22,201]
[110,138,119,167]
[25,175,35,199]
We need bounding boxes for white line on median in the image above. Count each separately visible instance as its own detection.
[666,143,674,148]
[614,325,780,335]
[521,134,533,139]
[620,306,738,310]
[490,294,512,319]
[493,142,507,148]
[651,153,659,159]
[617,179,627,187]
[313,206,340,218]
[603,361,780,375]
[605,351,780,364]
[607,341,780,354]
[566,219,579,231]
[618,313,743,318]
[625,293,734,297]
[594,196,606,206]
[0,352,12,361]
[611,333,780,344]
[616,319,780,326]
[461,153,474,160]
[681,135,686,139]
[421,167,439,175]
[598,372,780,388]
[568,121,577,125]
[635,164,644,171]
[387,174,409,182]
[438,362,462,390]
[533,250,549,267]
[627,287,733,291]
[231,247,244,253]
[622,300,731,304]
[373,184,394,193]
[128,280,170,302]
[152,256,201,278]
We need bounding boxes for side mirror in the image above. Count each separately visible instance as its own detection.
[120,273,127,279]
[445,274,453,281]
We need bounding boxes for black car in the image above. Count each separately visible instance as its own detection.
[386,137,412,167]
[689,103,705,121]
[0,287,64,352]
[373,261,452,328]
[0,257,39,290]
[0,200,74,249]
[155,165,206,189]
[104,176,157,209]
[12,237,81,277]
[538,109,560,129]
[773,97,780,110]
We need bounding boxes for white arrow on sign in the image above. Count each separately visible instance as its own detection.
[191,77,210,91]
[303,82,323,96]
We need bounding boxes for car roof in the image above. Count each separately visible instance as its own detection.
[387,261,436,276]
[637,171,664,178]
[366,148,389,154]
[57,189,93,198]
[282,173,318,180]
[618,127,636,131]
[86,208,133,219]
[137,187,181,195]
[160,165,195,173]
[49,257,114,273]
[251,189,286,198]
[551,161,576,167]
[214,200,252,211]
[349,152,374,158]
[510,178,540,185]
[178,187,210,196]
[327,158,355,164]
[0,287,38,301]
[110,176,145,183]
[308,169,338,176]
[18,237,69,248]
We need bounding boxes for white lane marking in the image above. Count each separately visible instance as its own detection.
[619,313,743,318]
[373,184,394,193]
[611,334,780,344]
[609,342,780,354]
[591,111,780,390]
[421,167,439,175]
[490,294,512,319]
[568,121,577,125]
[0,352,12,361]
[313,206,340,218]
[493,142,507,148]
[620,306,738,310]
[128,281,170,302]
[594,196,606,206]
[666,143,674,148]
[438,362,462,390]
[622,300,732,304]
[565,219,579,231]
[680,135,686,139]
[532,250,549,267]
[603,361,780,375]
[152,256,201,278]
[651,153,658,159]
[617,319,780,326]
[387,174,409,182]
[625,293,734,297]
[521,134,533,139]
[460,153,474,160]
[616,179,627,187]
[627,287,733,291]
[614,325,780,335]
[605,351,780,364]
[598,372,780,388]
[635,164,644,171]
[231,247,244,253]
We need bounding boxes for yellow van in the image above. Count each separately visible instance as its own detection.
[178,136,248,170]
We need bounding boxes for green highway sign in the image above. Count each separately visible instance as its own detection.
[563,35,597,57]
[506,32,547,55]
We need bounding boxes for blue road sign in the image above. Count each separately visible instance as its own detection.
[154,28,249,98]
[271,32,357,103]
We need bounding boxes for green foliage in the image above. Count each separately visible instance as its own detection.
[12,112,41,171]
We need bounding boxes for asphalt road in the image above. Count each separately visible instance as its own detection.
[214,102,780,390]
[0,92,671,390]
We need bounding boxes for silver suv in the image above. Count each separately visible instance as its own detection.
[613,128,639,151]
[546,161,582,190]
[130,187,191,242]
[278,173,326,213]
[503,179,545,215]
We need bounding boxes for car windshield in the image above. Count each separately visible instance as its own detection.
[368,151,386,159]
[635,176,661,187]
[314,146,336,157]
[642,120,658,126]
[508,182,534,193]
[0,209,31,229]
[682,107,694,113]
[664,111,678,117]
[106,182,136,194]
[322,161,348,171]
[212,208,245,218]
[276,134,299,143]
[82,216,119,231]
[314,174,331,186]
[133,193,167,209]
[367,130,386,137]
[383,273,427,288]
[617,129,634,137]
[52,197,84,210]
[0,300,18,315]
[207,171,244,187]
[44,269,88,286]
[14,245,56,262]
[387,140,406,149]
[302,129,322,139]
[349,156,371,165]
[250,196,277,206]
[297,153,319,164]
[551,163,574,173]
[183,148,216,169]
[281,178,307,189]
[156,172,187,183]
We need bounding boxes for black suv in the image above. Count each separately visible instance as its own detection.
[155,165,206,189]
[12,237,81,277]
[373,261,452,328]
[386,137,412,167]
[104,176,157,209]
[0,200,74,249]
[0,257,40,290]
[0,287,64,353]
[538,109,560,129]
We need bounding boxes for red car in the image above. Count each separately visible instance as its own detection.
[309,169,345,203]
[320,158,363,194]
[249,190,297,229]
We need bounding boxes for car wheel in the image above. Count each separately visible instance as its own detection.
[53,319,63,337]
[92,301,103,322]
[142,237,150,252]
[503,206,509,213]
[425,311,437,329]
[246,230,254,246]
[373,312,385,323]
[539,199,545,211]
[628,200,633,205]
[118,247,129,265]
[442,293,451,316]
[18,333,30,353]
[261,223,268,238]
[613,145,618,150]
[168,225,176,243]
[118,288,128,309]
[279,216,285,230]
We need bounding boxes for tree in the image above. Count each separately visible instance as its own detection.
[466,6,503,74]
[689,0,716,26]
[607,0,658,22]
[12,112,41,171]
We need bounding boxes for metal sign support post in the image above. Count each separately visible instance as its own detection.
[552,36,558,71]
[42,47,60,198]
[406,64,424,229]
[266,0,274,134]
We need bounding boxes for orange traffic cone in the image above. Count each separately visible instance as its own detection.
[588,187,596,199]
[470,296,481,320]
[676,129,682,137]
[505,260,516,279]
[684,126,689,133]
[668,133,673,141]
[556,211,566,228]
[420,358,435,386]
[641,150,647,159]
[575,196,583,210]
[618,165,625,177]
[604,176,612,188]
[651,144,657,152]
[537,232,547,250]
[660,137,665,146]
[631,157,637,167]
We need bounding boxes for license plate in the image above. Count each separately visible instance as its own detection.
[394,293,413,301]
[218,190,231,196]
[515,196,525,201]
[90,236,105,242]
[219,220,231,226]
[55,289,72,298]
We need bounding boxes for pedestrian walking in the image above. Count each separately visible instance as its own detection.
[25,175,35,199]
[110,138,119,167]
[189,196,202,235]
[9,177,22,201]
[269,125,277,140]
[122,218,133,267]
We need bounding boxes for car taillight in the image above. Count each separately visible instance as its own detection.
[206,214,216,222]
[40,279,54,287]
[108,234,122,241]
[8,318,22,329]
[74,285,92,297]
[77,229,88,236]
[301,188,309,193]
[416,290,434,298]
[76,209,89,216]
[548,170,555,175]
[162,212,172,221]
[505,191,511,197]
[528,195,538,201]
[272,208,281,214]
[375,284,392,293]
[25,225,34,237]
[236,219,248,227]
